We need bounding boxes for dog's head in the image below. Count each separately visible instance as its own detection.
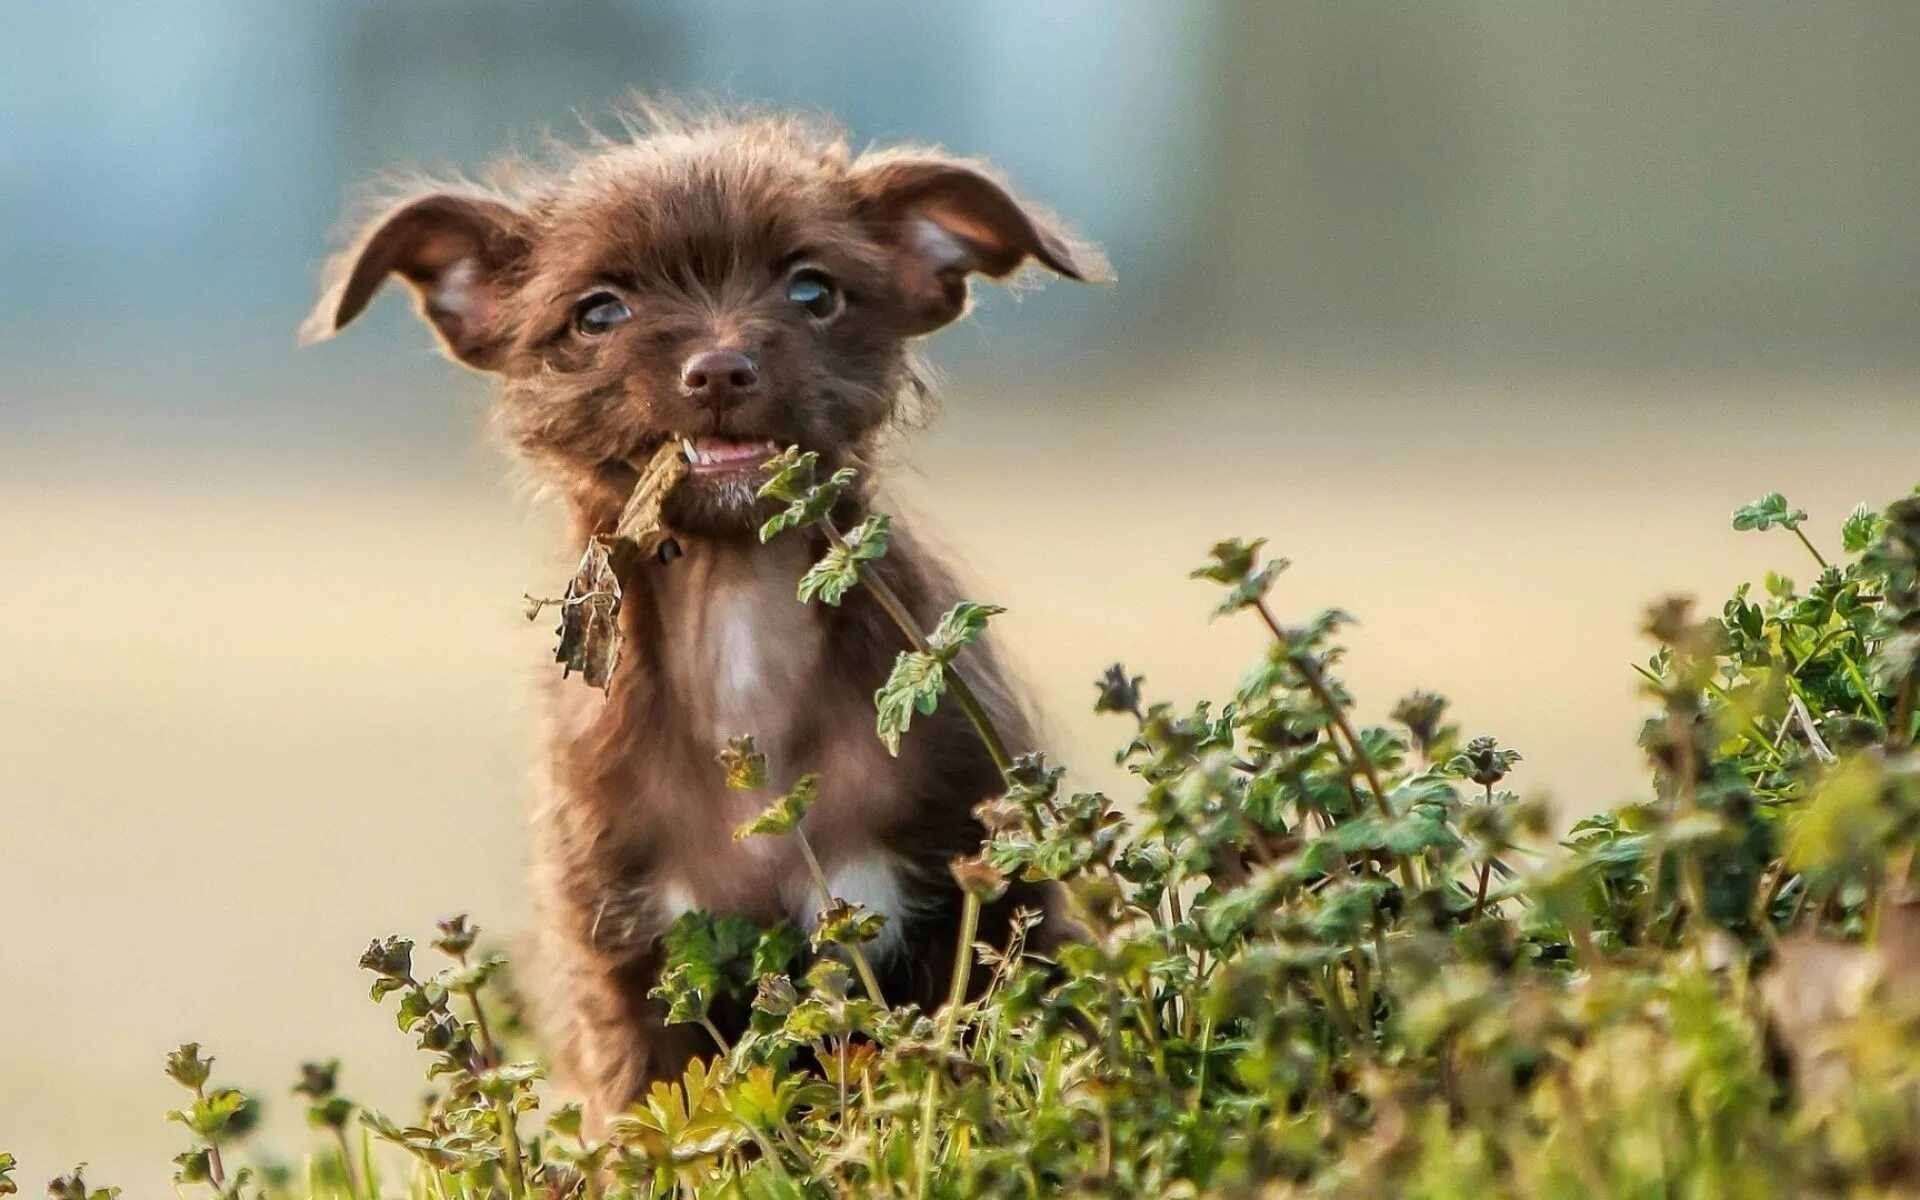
[305,110,1105,535]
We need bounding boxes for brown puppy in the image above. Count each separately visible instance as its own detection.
[304,107,1104,1123]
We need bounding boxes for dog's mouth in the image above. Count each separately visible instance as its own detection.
[672,435,783,478]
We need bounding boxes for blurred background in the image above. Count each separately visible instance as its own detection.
[4,0,1917,1185]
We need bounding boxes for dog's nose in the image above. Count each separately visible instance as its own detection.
[680,348,760,408]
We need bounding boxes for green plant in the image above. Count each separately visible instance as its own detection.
[19,484,1920,1198]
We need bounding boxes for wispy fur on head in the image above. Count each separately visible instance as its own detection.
[308,97,1105,537]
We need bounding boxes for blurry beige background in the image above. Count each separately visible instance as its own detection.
[4,1,1918,1188]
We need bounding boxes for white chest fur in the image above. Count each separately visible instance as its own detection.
[655,538,822,753]
[655,851,921,966]
[705,586,779,745]
[812,852,919,964]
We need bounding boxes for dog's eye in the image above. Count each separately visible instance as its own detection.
[573,292,632,337]
[786,268,842,321]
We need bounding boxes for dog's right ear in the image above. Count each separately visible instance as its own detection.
[301,193,530,370]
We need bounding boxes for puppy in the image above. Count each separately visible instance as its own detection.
[305,107,1104,1122]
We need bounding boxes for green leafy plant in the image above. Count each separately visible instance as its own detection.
[18,482,1920,1198]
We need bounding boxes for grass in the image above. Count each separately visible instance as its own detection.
[14,476,1920,1198]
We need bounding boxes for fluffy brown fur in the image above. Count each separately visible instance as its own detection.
[305,104,1105,1124]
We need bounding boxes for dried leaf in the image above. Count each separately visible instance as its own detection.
[529,440,688,691]
[608,440,691,561]
[550,540,624,690]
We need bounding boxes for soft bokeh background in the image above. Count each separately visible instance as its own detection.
[5,0,1917,1184]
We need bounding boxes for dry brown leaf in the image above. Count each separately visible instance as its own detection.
[526,440,688,691]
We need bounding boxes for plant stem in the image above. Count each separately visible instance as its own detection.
[189,1081,229,1189]
[1471,782,1496,921]
[1165,885,1189,1035]
[1666,703,1713,953]
[836,1039,851,1132]
[458,978,526,1200]
[331,1128,362,1200]
[1894,674,1916,748]
[1310,971,1366,1052]
[822,520,1014,774]
[1351,939,1375,1037]
[1255,599,1417,891]
[1192,1015,1214,1113]
[1836,649,1889,728]
[942,886,985,1043]
[914,891,983,1198]
[793,826,888,1007]
[1792,526,1831,571]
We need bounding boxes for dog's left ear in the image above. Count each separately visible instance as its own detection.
[851,153,1110,335]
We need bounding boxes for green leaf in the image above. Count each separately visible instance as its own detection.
[46,1169,116,1200]
[751,923,807,978]
[169,1088,257,1139]
[756,448,858,542]
[359,936,414,997]
[798,514,890,606]
[867,601,1003,753]
[1448,735,1522,786]
[652,911,767,1025]
[651,962,713,1025]
[754,447,820,504]
[718,733,768,791]
[1094,663,1145,717]
[164,1042,212,1091]
[1381,810,1460,856]
[430,913,477,958]
[875,650,947,755]
[291,1058,339,1100]
[1842,503,1886,554]
[305,1095,354,1131]
[394,987,435,1033]
[171,1150,213,1186]
[811,901,887,949]
[1191,537,1269,584]
[733,774,820,840]
[928,601,1006,659]
[547,1102,585,1141]
[1788,755,1892,875]
[1732,492,1807,533]
[1192,538,1289,616]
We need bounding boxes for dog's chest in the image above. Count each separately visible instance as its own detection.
[653,538,823,753]
[582,537,928,958]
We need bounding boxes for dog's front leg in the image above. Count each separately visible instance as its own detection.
[537,929,706,1131]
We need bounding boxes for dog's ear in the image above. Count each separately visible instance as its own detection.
[851,153,1110,335]
[302,192,530,370]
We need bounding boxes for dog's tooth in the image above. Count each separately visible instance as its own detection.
[680,437,696,461]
